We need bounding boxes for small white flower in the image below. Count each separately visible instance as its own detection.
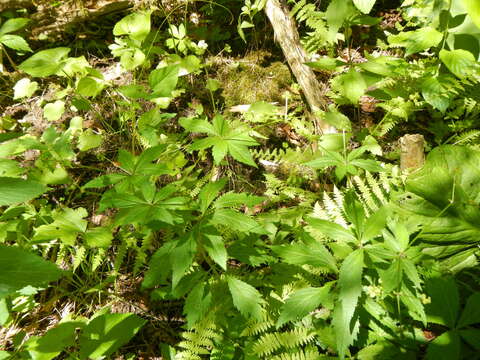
[197,40,208,50]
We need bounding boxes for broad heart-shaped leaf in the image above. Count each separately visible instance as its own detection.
[19,47,70,77]
[406,28,442,56]
[0,177,47,205]
[439,49,476,78]
[0,34,31,52]
[425,277,459,328]
[277,283,334,328]
[336,69,367,104]
[13,78,38,99]
[462,0,480,29]
[113,11,152,42]
[227,276,264,321]
[43,100,65,121]
[76,76,104,98]
[334,248,364,359]
[33,207,88,246]
[421,76,451,113]
[0,18,30,36]
[0,244,63,299]
[404,146,480,246]
[78,311,146,360]
[271,242,338,273]
[426,330,461,360]
[78,129,102,151]
[352,0,376,14]
[457,292,480,328]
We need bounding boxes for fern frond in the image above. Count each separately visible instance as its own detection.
[176,316,220,359]
[365,171,388,204]
[114,242,128,272]
[322,191,347,227]
[91,248,105,271]
[270,347,322,360]
[353,176,376,214]
[73,246,87,271]
[241,317,275,336]
[252,328,316,357]
[452,129,480,145]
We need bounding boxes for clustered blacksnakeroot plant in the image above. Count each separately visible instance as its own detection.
[0,0,479,359]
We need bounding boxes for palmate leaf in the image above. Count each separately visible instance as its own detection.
[181,115,258,167]
[227,276,264,321]
[333,248,364,359]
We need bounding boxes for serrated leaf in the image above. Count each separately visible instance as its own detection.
[228,142,257,167]
[272,242,338,273]
[13,78,38,99]
[277,284,333,327]
[0,34,31,52]
[0,177,47,205]
[33,207,88,246]
[421,77,450,113]
[203,234,227,270]
[457,292,480,328]
[19,47,70,77]
[405,27,442,56]
[84,227,113,249]
[198,178,227,213]
[0,244,63,299]
[308,218,356,243]
[211,208,264,234]
[149,65,179,97]
[439,49,476,78]
[227,276,264,321]
[352,0,376,14]
[334,248,364,359]
[184,282,212,328]
[171,235,196,289]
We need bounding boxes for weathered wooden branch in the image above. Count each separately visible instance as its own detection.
[264,0,334,133]
[400,134,425,172]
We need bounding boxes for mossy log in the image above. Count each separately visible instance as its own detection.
[264,0,334,133]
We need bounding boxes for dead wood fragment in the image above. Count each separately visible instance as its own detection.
[400,134,425,172]
[264,0,335,134]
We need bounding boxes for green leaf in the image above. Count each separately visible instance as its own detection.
[426,277,459,328]
[19,47,70,77]
[82,174,125,188]
[457,292,480,328]
[79,311,146,360]
[0,177,47,205]
[227,276,264,321]
[0,18,30,35]
[324,108,352,131]
[184,282,212,328]
[198,178,227,213]
[84,227,113,249]
[171,235,196,289]
[421,77,450,113]
[13,78,38,99]
[352,0,376,14]
[211,208,264,234]
[43,100,65,121]
[334,248,364,359]
[24,321,81,360]
[307,218,356,243]
[405,28,442,56]
[325,0,356,40]
[203,234,227,270]
[362,209,387,242]
[33,207,88,246]
[228,141,257,167]
[76,76,104,98]
[0,34,31,52]
[113,11,152,42]
[337,69,367,104]
[277,284,333,327]
[459,329,480,350]
[306,57,346,72]
[78,129,102,151]
[426,331,461,360]
[462,0,480,29]
[272,242,338,273]
[149,65,179,97]
[0,244,63,299]
[439,49,476,78]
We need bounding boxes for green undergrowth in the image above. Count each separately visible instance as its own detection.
[0,0,480,359]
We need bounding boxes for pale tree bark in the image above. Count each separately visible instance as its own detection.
[264,0,335,134]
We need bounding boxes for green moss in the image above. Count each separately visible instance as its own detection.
[214,52,292,108]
